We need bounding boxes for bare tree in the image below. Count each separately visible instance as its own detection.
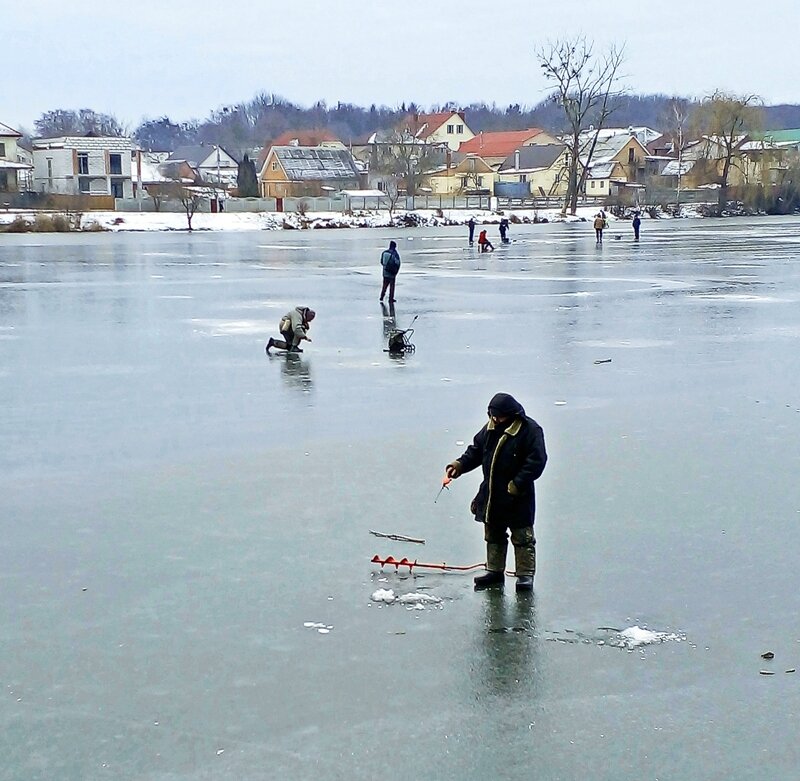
[537,38,625,214]
[692,91,763,210]
[373,131,443,196]
[382,176,402,217]
[162,181,204,230]
[658,97,691,202]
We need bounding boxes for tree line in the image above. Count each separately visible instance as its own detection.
[27,93,800,160]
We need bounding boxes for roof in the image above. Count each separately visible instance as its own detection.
[268,146,360,181]
[32,135,133,151]
[580,132,648,163]
[756,128,800,145]
[498,144,566,172]
[270,129,340,147]
[458,129,545,157]
[660,159,695,176]
[409,111,464,139]
[587,161,618,179]
[168,144,237,167]
[0,122,22,138]
[0,160,33,169]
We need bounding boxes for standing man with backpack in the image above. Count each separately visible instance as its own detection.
[380,240,401,303]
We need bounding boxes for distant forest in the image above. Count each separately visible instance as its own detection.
[30,93,800,157]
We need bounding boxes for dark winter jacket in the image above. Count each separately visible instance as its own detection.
[455,396,547,529]
[380,244,401,278]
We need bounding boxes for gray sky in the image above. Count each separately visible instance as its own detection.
[5,0,798,132]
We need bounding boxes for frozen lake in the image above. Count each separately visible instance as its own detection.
[2,217,800,779]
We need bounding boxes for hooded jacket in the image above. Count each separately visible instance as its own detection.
[280,306,313,339]
[454,393,547,528]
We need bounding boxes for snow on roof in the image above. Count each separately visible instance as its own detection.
[0,122,22,137]
[271,146,360,181]
[0,159,33,169]
[660,159,695,176]
[586,161,617,178]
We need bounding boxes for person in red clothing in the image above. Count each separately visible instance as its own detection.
[477,229,494,253]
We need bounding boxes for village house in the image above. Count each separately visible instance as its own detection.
[404,111,475,151]
[167,144,239,187]
[457,128,559,169]
[496,144,569,198]
[428,154,496,195]
[32,134,134,197]
[0,122,34,193]
[258,145,362,198]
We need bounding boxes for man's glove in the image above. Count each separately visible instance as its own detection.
[507,481,521,496]
[446,461,462,479]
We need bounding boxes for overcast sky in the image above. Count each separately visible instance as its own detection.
[5,0,798,132]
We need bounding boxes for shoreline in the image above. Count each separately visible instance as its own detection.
[0,202,782,233]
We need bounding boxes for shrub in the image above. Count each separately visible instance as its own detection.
[51,214,72,232]
[32,214,55,232]
[3,216,31,233]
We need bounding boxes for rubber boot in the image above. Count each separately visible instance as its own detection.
[512,528,536,592]
[265,338,275,354]
[474,542,507,590]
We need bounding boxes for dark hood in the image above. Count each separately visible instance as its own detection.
[488,392,525,418]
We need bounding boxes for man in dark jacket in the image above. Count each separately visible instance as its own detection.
[379,240,401,303]
[445,393,547,591]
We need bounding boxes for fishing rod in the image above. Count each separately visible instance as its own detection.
[434,474,452,503]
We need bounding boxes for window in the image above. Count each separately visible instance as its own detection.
[109,153,122,175]
[47,158,53,185]
[272,161,279,170]
[78,177,92,193]
[519,174,527,183]
[457,124,463,134]
[447,125,454,134]
[0,142,5,157]
[111,178,124,198]
[628,148,635,163]
[461,176,469,188]
[0,171,8,191]
[590,180,595,189]
[477,176,483,186]
[78,153,89,174]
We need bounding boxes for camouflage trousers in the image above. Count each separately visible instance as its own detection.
[483,524,536,576]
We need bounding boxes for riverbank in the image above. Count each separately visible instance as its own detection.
[0,203,704,233]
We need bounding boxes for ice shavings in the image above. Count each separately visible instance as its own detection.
[303,621,334,634]
[615,625,682,648]
[371,589,443,608]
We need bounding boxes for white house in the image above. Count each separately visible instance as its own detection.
[32,135,134,197]
[0,121,33,193]
[167,144,239,187]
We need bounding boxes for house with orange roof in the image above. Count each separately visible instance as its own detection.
[403,111,474,151]
[457,128,558,169]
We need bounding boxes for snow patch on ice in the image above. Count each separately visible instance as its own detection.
[616,625,681,648]
[371,589,443,607]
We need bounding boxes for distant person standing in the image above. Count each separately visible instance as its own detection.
[468,217,476,246]
[379,240,401,303]
[632,212,641,241]
[478,229,494,253]
[593,213,606,244]
[499,218,510,244]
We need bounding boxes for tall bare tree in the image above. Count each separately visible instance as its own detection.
[659,97,691,202]
[373,131,443,197]
[692,91,763,210]
[537,38,625,214]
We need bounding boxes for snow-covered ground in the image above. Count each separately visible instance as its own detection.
[0,204,704,232]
